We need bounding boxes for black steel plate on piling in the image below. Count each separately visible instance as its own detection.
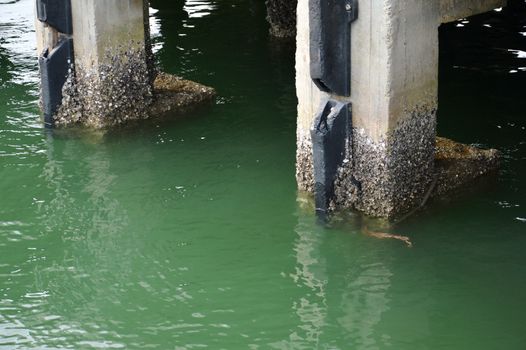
[309,0,358,96]
[39,38,73,127]
[36,0,73,34]
[311,99,352,219]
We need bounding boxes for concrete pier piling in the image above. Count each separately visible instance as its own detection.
[35,0,152,127]
[65,0,153,128]
[33,0,504,218]
[35,0,215,129]
[296,0,505,218]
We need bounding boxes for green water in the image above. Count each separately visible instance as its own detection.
[1,1,525,349]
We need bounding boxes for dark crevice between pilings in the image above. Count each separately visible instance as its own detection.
[143,0,157,88]
[265,0,297,38]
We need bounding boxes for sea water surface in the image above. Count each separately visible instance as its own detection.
[1,1,525,349]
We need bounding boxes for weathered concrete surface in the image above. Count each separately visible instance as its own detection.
[71,0,146,70]
[61,0,152,127]
[433,137,500,196]
[54,71,215,128]
[55,45,153,128]
[149,72,216,118]
[265,0,297,38]
[295,0,323,193]
[296,0,504,218]
[331,137,500,216]
[330,113,436,218]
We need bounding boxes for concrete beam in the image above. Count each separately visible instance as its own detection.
[440,0,507,23]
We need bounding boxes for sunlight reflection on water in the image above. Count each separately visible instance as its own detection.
[183,0,217,18]
[0,0,38,85]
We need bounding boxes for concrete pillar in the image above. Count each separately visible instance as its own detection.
[68,0,152,128]
[296,0,506,218]
[35,0,153,128]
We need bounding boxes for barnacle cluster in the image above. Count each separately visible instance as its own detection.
[54,42,215,129]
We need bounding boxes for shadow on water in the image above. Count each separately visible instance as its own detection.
[437,6,526,233]
[0,46,15,88]
[438,6,526,145]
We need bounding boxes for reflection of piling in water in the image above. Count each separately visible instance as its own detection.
[290,211,396,347]
[35,0,215,129]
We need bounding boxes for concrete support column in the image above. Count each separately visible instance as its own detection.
[67,0,152,128]
[296,0,506,218]
[36,0,153,128]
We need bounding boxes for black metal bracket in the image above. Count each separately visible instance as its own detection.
[309,0,358,96]
[311,99,352,219]
[39,38,74,127]
[36,0,73,35]
[36,0,74,127]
